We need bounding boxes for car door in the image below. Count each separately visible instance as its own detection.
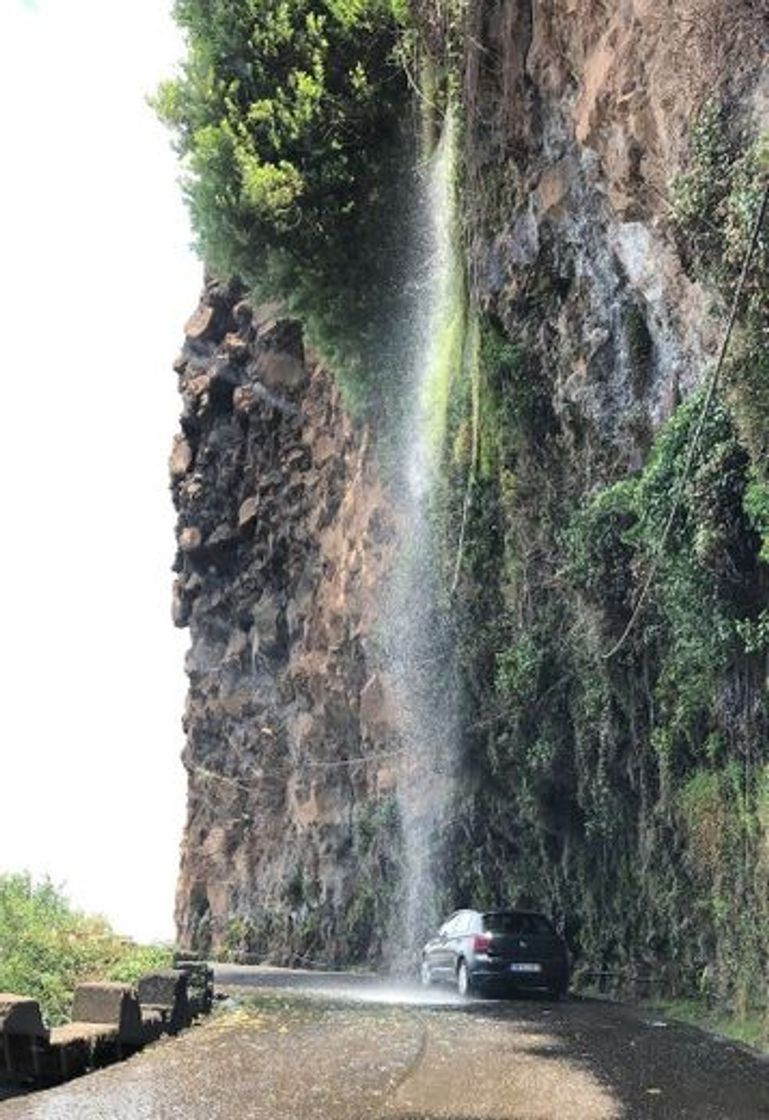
[445,912,470,975]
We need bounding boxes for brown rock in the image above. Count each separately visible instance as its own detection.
[233,385,257,414]
[179,526,202,552]
[184,373,212,399]
[224,332,249,361]
[184,304,215,341]
[313,434,336,466]
[255,349,307,391]
[169,435,193,480]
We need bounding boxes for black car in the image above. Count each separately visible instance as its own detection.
[420,908,569,998]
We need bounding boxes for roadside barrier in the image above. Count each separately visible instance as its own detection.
[0,959,214,1090]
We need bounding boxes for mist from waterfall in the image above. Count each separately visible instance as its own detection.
[386,113,464,957]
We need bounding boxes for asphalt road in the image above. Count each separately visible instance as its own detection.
[2,965,769,1119]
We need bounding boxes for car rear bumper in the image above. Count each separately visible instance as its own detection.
[470,957,569,992]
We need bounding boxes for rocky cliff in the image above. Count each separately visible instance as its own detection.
[171,280,402,962]
[168,0,769,1014]
[447,0,769,1007]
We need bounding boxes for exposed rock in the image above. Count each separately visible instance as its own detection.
[237,496,259,528]
[169,436,193,480]
[172,280,400,963]
[253,350,307,392]
[184,304,216,342]
[178,526,202,553]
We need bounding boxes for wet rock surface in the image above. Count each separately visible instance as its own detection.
[464,0,767,454]
[3,970,769,1118]
[171,278,402,963]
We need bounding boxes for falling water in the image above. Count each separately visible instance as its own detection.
[387,113,465,955]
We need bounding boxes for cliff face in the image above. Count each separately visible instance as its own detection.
[447,0,769,1005]
[171,281,401,962]
[170,0,769,1008]
[464,0,767,444]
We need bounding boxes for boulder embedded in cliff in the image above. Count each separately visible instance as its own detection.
[238,496,259,528]
[224,332,249,362]
[179,526,203,553]
[184,304,216,342]
[254,350,307,392]
[169,435,193,480]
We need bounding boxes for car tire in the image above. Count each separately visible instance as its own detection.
[546,985,562,1002]
[457,960,473,998]
[420,960,434,987]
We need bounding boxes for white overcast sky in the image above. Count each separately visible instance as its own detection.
[0,0,202,940]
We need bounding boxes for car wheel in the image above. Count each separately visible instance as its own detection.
[546,985,562,1002]
[420,960,434,987]
[457,960,473,998]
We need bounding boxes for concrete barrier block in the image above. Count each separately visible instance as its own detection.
[0,994,48,1038]
[137,971,191,1032]
[0,995,49,1079]
[70,983,144,1045]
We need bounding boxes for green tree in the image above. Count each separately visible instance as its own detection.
[154,0,414,401]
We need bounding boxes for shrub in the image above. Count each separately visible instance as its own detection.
[0,873,171,1025]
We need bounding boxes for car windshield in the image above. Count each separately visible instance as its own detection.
[482,912,554,935]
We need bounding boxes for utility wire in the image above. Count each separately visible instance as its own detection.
[605,179,769,660]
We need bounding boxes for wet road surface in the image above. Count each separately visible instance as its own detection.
[2,966,769,1118]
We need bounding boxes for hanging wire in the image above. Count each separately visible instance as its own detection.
[604,180,769,660]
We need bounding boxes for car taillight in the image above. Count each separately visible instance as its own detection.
[472,933,492,953]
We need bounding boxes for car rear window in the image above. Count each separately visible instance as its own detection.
[482,912,554,935]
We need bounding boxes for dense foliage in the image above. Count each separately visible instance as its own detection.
[155,0,415,402]
[0,874,171,1025]
[439,100,769,1025]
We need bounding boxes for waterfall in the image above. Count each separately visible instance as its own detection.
[388,113,465,956]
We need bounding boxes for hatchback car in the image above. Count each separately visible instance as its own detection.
[420,908,569,998]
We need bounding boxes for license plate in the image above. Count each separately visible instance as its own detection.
[509,962,542,973]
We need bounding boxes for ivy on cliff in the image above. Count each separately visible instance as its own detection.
[155,0,414,402]
[448,280,769,1016]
